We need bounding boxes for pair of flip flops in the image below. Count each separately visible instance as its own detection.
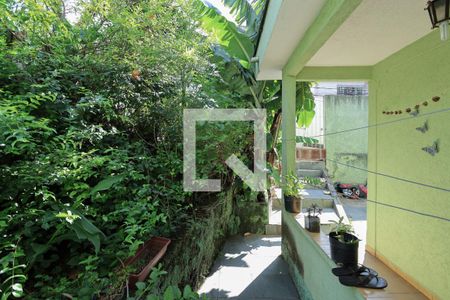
[332,264,388,289]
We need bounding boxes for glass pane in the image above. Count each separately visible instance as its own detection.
[434,0,448,23]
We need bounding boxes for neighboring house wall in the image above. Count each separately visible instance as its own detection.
[367,30,450,299]
[296,83,368,147]
[324,95,368,184]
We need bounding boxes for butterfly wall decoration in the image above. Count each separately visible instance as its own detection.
[422,140,439,156]
[416,121,428,133]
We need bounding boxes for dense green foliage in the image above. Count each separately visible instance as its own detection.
[197,0,315,167]
[0,0,255,298]
[0,0,315,298]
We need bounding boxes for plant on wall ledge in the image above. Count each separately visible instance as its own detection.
[329,217,360,266]
[305,204,322,233]
[282,172,304,214]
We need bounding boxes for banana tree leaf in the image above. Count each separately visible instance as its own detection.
[198,0,254,63]
[296,82,315,111]
[297,110,315,128]
[222,0,265,39]
[296,136,319,144]
[295,82,316,128]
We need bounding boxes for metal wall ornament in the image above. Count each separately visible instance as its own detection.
[422,140,439,156]
[383,96,441,116]
[416,121,429,133]
[410,107,420,117]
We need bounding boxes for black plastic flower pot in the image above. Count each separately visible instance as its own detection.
[305,215,320,232]
[284,195,301,213]
[329,232,359,266]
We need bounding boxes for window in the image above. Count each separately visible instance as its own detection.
[337,84,368,96]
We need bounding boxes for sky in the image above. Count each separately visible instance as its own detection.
[202,0,236,22]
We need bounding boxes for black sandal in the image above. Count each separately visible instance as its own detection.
[338,273,388,289]
[332,264,378,277]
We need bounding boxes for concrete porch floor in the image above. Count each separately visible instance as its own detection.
[198,235,300,300]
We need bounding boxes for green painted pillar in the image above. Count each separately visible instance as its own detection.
[366,79,378,252]
[281,73,297,179]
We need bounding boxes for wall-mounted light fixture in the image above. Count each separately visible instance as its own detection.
[426,0,450,41]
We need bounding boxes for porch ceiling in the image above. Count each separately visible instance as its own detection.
[256,0,432,80]
[307,0,431,67]
[255,0,326,80]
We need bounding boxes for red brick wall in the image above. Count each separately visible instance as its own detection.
[296,147,326,161]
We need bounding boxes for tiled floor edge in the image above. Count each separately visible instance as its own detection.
[368,247,435,300]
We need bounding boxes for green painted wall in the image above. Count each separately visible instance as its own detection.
[324,95,368,184]
[368,30,450,299]
[282,211,364,300]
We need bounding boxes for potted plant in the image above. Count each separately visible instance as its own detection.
[305,204,322,232]
[282,172,303,213]
[329,217,359,266]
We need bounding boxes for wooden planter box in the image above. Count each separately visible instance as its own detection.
[124,237,171,288]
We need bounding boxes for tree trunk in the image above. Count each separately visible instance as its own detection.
[267,109,282,167]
